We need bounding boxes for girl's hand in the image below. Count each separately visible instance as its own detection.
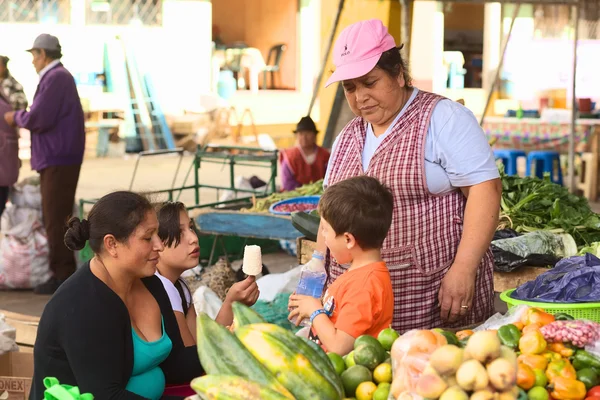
[225,276,260,306]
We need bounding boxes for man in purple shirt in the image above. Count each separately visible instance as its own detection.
[4,34,85,294]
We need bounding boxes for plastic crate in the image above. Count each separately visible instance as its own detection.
[500,289,600,322]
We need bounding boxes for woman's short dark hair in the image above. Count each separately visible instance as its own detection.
[156,201,189,248]
[376,46,412,87]
[64,191,153,253]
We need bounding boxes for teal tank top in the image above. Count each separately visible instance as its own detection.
[126,317,173,400]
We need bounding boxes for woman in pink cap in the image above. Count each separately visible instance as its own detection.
[310,19,501,332]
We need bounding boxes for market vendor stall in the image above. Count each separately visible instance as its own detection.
[483,117,600,154]
[186,301,600,400]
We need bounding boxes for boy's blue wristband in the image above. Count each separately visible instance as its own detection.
[312,251,325,261]
[310,309,328,323]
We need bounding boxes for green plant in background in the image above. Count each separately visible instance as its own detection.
[498,169,600,248]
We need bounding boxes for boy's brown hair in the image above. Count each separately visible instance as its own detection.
[319,176,394,249]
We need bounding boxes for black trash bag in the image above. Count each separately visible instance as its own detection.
[492,245,560,273]
[512,253,600,303]
[493,229,521,241]
[491,231,576,273]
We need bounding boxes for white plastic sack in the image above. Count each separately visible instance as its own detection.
[0,313,18,355]
[192,286,223,320]
[9,176,42,210]
[0,205,51,289]
[217,176,268,205]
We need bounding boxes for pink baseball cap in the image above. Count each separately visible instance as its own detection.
[325,19,398,88]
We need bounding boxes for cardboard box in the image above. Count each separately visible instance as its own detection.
[0,351,33,399]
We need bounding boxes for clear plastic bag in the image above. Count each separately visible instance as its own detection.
[492,231,577,272]
[586,337,600,359]
[389,330,447,400]
[473,305,530,332]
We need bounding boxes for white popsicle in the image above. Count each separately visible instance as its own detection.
[242,245,262,276]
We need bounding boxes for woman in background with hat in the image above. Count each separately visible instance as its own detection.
[309,19,501,332]
[279,116,330,191]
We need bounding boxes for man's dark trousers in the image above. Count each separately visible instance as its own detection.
[40,164,81,280]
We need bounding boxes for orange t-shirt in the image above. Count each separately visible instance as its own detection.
[309,262,394,351]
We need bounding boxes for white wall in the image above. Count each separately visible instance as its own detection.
[0,0,212,115]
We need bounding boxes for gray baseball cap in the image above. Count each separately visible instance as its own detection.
[26,34,62,52]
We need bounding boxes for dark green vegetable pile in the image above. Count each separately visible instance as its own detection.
[499,171,600,247]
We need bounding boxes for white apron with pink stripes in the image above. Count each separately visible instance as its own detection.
[325,90,494,332]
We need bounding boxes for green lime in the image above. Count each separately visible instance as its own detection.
[327,352,347,376]
[377,328,400,351]
[345,350,356,368]
[528,386,549,400]
[373,383,390,400]
[355,335,384,351]
[354,344,385,370]
[354,336,386,365]
[341,365,373,399]
[533,369,548,388]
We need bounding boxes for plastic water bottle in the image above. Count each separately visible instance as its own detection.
[290,251,327,327]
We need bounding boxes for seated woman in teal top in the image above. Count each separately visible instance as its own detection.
[30,192,203,400]
[126,318,173,400]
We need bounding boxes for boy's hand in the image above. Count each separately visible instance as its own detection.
[225,276,260,306]
[288,294,323,326]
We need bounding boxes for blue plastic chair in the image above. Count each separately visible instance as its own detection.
[525,151,563,185]
[493,149,526,176]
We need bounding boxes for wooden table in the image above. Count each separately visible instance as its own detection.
[296,237,548,293]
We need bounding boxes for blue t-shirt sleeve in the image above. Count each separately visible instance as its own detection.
[429,100,500,188]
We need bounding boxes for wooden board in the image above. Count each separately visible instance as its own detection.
[296,237,549,292]
[297,236,317,265]
[493,267,549,293]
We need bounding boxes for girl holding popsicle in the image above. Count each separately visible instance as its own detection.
[155,201,260,346]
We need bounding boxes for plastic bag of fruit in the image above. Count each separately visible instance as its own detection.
[390,330,520,400]
[540,319,600,349]
[389,330,448,399]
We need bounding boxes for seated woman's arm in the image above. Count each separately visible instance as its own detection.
[59,309,146,399]
[186,305,197,341]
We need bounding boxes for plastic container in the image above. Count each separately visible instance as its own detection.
[500,289,600,323]
[269,195,320,216]
[289,251,327,327]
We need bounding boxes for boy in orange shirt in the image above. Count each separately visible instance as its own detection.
[288,176,394,355]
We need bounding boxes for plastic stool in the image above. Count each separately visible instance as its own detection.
[526,151,563,185]
[493,149,526,176]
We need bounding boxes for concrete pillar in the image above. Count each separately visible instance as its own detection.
[162,0,212,112]
[298,0,321,94]
[70,0,86,26]
[482,2,502,95]
[409,1,445,93]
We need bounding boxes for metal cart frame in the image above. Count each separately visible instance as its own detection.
[78,145,279,218]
